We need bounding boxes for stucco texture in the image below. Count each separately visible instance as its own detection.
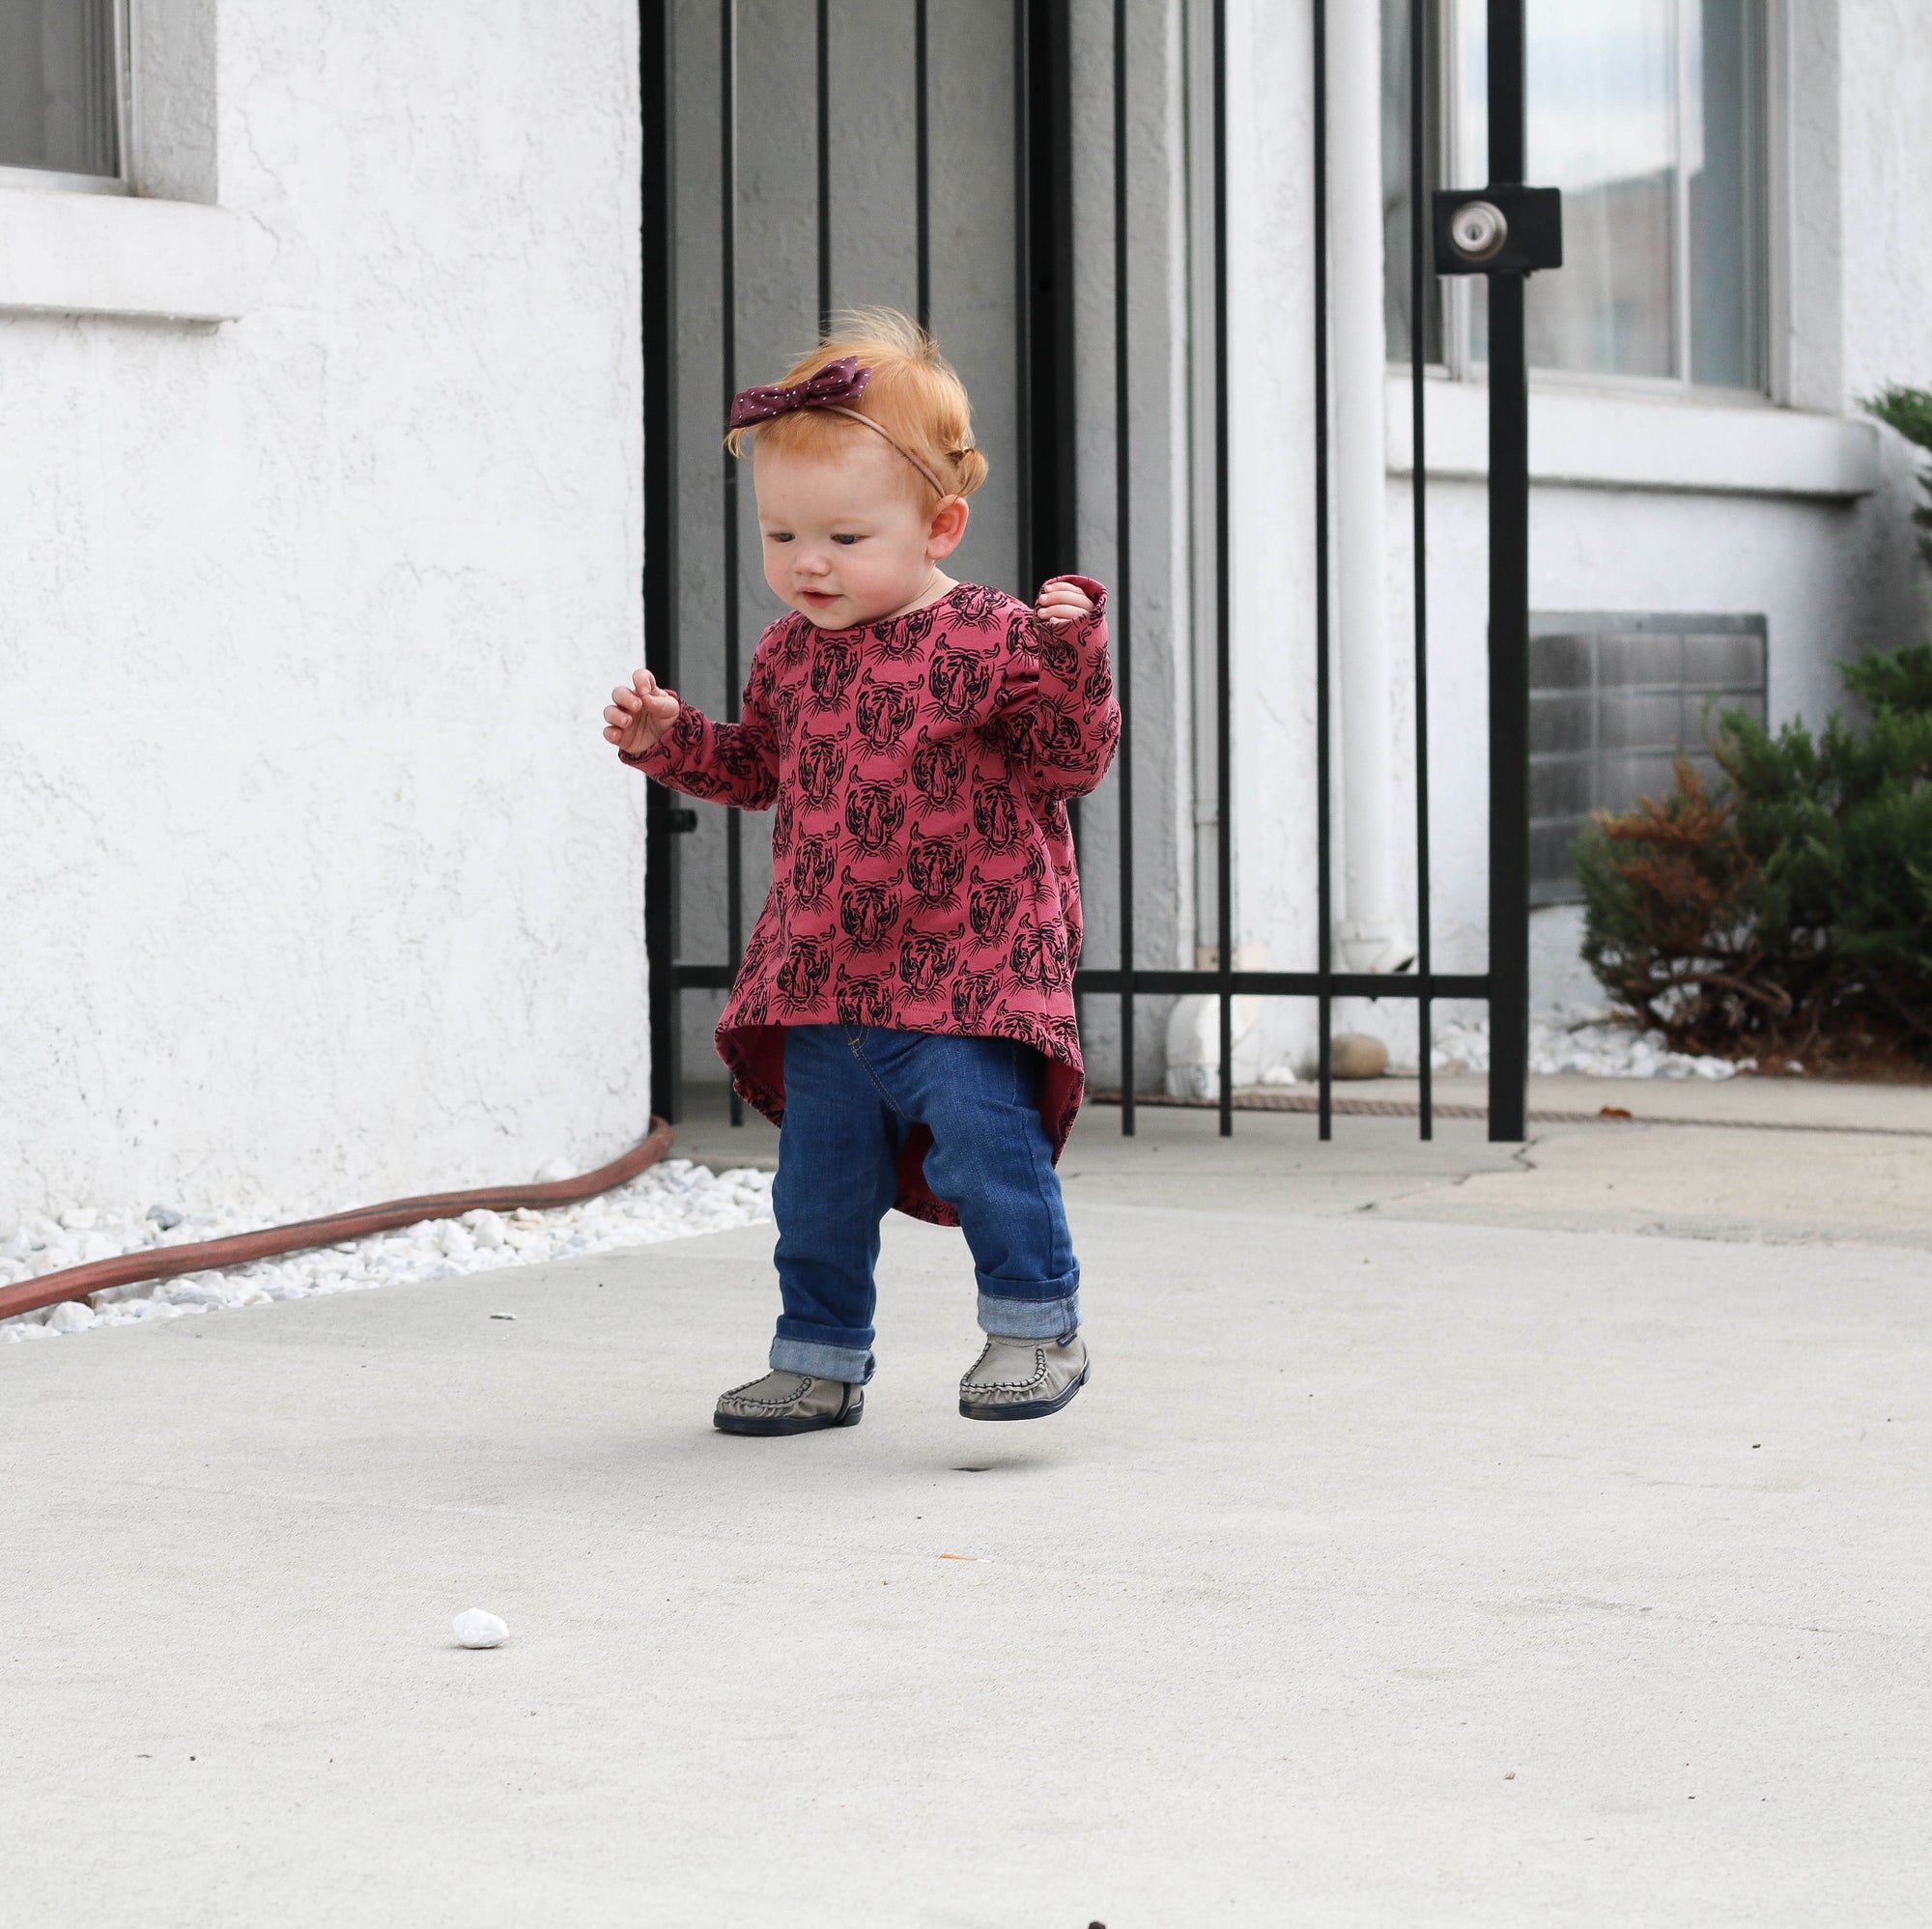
[1840,0,1932,406]
[0,3,646,1227]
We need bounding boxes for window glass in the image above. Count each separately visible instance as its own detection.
[1384,1,1767,391]
[0,0,123,178]
[1687,0,1766,387]
[1523,0,1677,379]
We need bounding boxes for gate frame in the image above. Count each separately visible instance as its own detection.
[637,0,1550,1144]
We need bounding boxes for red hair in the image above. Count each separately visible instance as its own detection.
[724,307,988,506]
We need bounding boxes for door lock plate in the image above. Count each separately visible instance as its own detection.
[1432,185,1563,275]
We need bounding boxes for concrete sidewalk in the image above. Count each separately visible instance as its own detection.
[680,1070,1932,1250]
[5,1116,1932,1923]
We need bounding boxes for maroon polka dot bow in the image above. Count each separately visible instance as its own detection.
[728,355,873,430]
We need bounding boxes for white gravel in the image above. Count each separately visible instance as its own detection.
[1427,1009,1758,1082]
[1,1158,774,1347]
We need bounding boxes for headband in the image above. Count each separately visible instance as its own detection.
[728,355,955,500]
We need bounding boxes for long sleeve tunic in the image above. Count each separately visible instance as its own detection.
[622,577,1120,1223]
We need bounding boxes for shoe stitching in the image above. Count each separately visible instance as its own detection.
[722,1373,821,1412]
[724,1372,811,1398]
[962,1344,1055,1395]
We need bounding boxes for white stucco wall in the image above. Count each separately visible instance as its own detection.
[1839,0,1932,406]
[0,2,646,1229]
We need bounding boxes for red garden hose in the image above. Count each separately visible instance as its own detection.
[0,1118,675,1326]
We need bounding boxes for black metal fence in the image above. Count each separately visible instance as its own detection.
[639,0,1555,1146]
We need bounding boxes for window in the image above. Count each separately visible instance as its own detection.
[0,0,127,187]
[1384,0,1769,393]
[1527,612,1767,904]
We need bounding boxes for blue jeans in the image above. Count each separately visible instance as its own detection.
[767,1025,1081,1382]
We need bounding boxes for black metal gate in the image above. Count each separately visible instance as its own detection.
[639,0,1556,1144]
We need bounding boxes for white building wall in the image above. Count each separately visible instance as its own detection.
[1840,0,1932,407]
[0,1,647,1230]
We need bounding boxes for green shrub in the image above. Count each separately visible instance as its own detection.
[1576,642,1932,1064]
[1865,383,1932,568]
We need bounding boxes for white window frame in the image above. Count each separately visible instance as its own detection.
[0,1,264,325]
[0,0,133,196]
[1407,0,1785,408]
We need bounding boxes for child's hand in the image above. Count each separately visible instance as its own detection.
[1035,577,1095,628]
[603,668,681,756]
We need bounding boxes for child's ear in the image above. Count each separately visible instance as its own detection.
[927,494,970,559]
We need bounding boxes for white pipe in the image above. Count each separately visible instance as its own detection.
[1328,0,1403,973]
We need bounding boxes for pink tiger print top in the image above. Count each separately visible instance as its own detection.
[622,576,1119,1223]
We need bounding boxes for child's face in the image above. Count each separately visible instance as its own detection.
[754,438,967,629]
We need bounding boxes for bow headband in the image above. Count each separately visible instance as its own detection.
[728,355,953,499]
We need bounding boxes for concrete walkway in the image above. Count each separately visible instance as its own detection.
[5,1081,1931,1925]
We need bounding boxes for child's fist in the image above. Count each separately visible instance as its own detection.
[1035,577,1095,628]
[603,668,681,756]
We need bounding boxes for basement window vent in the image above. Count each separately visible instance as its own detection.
[1528,611,1768,906]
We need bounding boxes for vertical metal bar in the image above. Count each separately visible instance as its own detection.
[1020,4,1082,1003]
[640,0,680,1125]
[1410,0,1434,1140]
[1013,0,1033,594]
[816,0,832,329]
[1113,0,1135,1137]
[1020,1,1078,591]
[1313,0,1333,1140]
[721,0,745,1128]
[915,0,931,330]
[1212,0,1233,1139]
[1487,0,1530,1142]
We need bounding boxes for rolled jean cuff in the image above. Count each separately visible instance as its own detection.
[977,1288,1082,1341]
[770,1332,876,1383]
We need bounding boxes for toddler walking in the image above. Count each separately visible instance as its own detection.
[603,310,1118,1435]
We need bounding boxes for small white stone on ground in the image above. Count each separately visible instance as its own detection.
[452,1608,510,1648]
[45,1301,95,1334]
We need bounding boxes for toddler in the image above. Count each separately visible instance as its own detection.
[603,309,1118,1435]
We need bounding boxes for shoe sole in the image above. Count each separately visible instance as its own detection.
[958,1362,1089,1423]
[714,1399,864,1438]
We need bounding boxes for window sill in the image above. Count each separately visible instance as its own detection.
[1384,376,1880,501]
[0,187,268,323]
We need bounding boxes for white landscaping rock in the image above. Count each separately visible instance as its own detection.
[44,1301,96,1334]
[159,1272,236,1309]
[466,1209,507,1251]
[452,1608,510,1649]
[1430,1011,1746,1082]
[2,1159,777,1345]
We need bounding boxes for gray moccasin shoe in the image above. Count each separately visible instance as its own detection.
[958,1330,1090,1422]
[714,1370,864,1437]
